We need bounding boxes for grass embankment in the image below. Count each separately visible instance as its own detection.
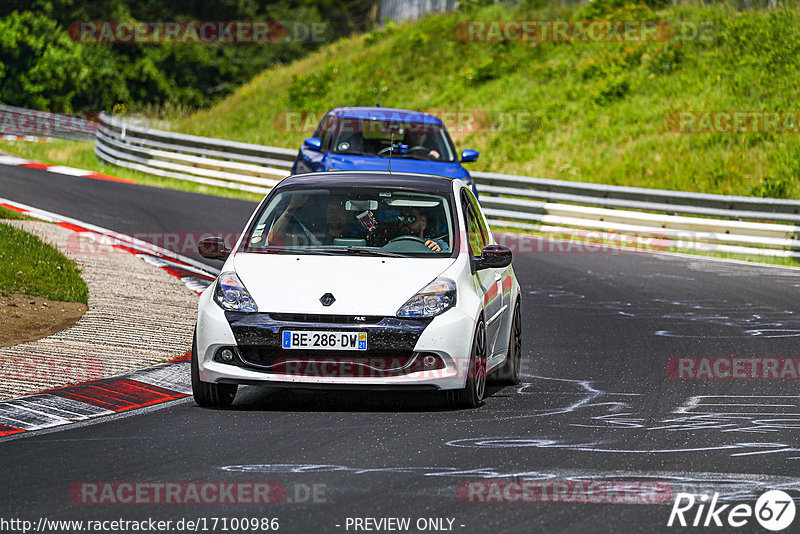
[176,0,800,198]
[0,206,88,304]
[4,1,800,198]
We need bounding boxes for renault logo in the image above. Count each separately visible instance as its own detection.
[320,293,335,306]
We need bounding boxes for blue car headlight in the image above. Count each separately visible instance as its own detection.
[214,272,258,312]
[396,278,456,318]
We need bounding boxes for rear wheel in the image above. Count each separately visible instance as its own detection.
[493,301,521,385]
[447,320,487,408]
[191,329,237,408]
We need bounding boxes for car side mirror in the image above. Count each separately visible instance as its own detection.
[461,149,479,163]
[304,137,322,151]
[475,244,512,270]
[198,236,230,260]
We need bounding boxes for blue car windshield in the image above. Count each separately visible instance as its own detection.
[330,118,457,162]
[244,188,456,257]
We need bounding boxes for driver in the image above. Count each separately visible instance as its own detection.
[395,207,448,252]
[404,131,440,160]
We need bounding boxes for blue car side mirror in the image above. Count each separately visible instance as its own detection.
[461,149,479,163]
[304,137,322,151]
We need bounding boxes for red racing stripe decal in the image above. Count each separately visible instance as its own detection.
[0,424,25,437]
[50,378,187,412]
[483,282,499,306]
[502,275,513,295]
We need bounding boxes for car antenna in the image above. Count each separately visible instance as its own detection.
[388,132,393,173]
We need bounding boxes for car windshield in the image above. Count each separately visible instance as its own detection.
[330,117,457,162]
[243,187,456,257]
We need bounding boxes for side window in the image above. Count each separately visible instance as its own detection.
[465,190,490,243]
[316,114,336,151]
[462,192,487,257]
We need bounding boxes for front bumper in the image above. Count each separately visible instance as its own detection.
[196,293,475,390]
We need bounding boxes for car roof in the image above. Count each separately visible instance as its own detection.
[329,107,443,125]
[277,171,458,194]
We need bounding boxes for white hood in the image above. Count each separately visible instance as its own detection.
[233,253,456,316]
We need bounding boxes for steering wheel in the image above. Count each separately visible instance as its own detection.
[406,145,430,154]
[377,145,397,156]
[390,235,427,244]
[384,235,432,252]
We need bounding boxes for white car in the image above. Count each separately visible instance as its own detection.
[192,171,521,408]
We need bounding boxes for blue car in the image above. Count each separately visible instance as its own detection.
[291,107,480,196]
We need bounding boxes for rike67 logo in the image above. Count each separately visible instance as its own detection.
[668,491,796,531]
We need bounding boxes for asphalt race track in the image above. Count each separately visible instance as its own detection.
[2,166,799,533]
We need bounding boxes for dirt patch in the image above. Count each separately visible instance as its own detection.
[0,293,87,347]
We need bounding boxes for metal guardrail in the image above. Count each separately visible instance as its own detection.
[0,105,98,140]
[94,113,800,259]
[95,113,293,193]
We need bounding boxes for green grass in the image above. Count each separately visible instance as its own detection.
[0,140,263,202]
[169,0,800,198]
[0,217,89,304]
[0,206,33,220]
[6,1,799,199]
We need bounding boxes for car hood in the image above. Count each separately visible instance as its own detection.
[232,253,456,316]
[325,153,470,180]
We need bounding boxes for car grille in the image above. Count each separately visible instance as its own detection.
[267,313,383,324]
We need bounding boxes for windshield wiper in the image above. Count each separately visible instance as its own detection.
[256,246,342,256]
[345,247,410,258]
[257,246,409,258]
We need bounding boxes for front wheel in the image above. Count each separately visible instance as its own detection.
[191,329,237,408]
[447,319,487,408]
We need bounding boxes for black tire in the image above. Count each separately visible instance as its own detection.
[492,301,522,385]
[447,319,487,409]
[191,329,237,408]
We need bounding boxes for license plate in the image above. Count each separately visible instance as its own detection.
[281,330,367,350]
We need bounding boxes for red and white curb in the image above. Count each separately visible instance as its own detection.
[0,198,218,294]
[0,153,137,184]
[0,200,220,437]
[1,135,53,142]
[0,355,192,439]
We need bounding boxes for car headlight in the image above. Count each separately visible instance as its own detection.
[214,272,258,312]
[396,278,456,318]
